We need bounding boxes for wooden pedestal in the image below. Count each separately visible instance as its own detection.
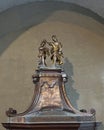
[2,122,101,130]
[2,69,100,130]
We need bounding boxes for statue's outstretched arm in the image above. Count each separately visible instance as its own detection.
[47,41,53,46]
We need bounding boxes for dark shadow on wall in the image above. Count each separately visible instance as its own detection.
[63,57,79,109]
[0,29,28,56]
[0,0,104,55]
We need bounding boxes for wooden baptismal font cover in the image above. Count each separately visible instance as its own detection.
[2,36,100,130]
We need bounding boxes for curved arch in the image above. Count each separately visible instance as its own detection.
[0,1,104,55]
[0,0,104,18]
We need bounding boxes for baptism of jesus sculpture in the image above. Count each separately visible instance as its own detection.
[38,35,63,67]
[4,35,96,124]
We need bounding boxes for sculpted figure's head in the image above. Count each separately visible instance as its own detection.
[52,35,58,42]
[40,39,47,47]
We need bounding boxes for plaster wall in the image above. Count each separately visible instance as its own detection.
[0,0,104,17]
[0,1,104,130]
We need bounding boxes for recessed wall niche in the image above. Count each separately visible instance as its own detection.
[0,2,104,130]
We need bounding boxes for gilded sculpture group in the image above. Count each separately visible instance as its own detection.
[38,35,64,67]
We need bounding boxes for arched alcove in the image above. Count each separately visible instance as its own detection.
[0,1,104,130]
